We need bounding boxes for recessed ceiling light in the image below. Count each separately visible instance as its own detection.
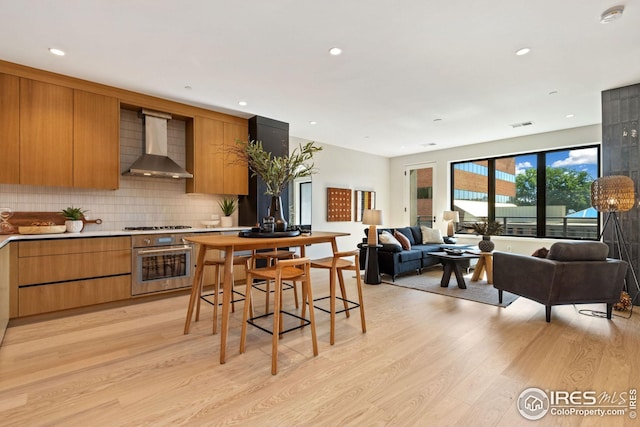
[329,47,342,56]
[238,101,247,106]
[548,90,558,95]
[600,5,624,23]
[309,121,317,125]
[184,85,192,90]
[48,48,65,56]
[566,114,575,118]
[515,47,531,56]
[433,118,442,122]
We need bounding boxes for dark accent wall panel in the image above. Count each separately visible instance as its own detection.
[602,83,640,304]
[238,116,289,226]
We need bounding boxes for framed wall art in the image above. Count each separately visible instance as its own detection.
[354,190,376,222]
[326,187,352,221]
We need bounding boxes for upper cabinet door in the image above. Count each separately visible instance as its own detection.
[187,116,224,194]
[73,90,120,190]
[0,73,20,184]
[19,79,73,187]
[223,122,249,195]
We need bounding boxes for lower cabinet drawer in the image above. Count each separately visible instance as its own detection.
[18,275,131,316]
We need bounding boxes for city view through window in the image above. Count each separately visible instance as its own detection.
[452,146,599,239]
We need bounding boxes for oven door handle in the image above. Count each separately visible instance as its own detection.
[136,245,193,255]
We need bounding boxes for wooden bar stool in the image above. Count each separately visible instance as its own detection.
[310,250,366,345]
[240,257,318,375]
[187,255,252,334]
[251,249,299,310]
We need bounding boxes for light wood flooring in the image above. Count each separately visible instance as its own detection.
[1,271,639,426]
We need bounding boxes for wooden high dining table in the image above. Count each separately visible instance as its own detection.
[184,231,349,364]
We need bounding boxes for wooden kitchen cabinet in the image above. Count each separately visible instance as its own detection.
[16,237,132,317]
[186,116,249,195]
[223,122,249,195]
[187,116,225,194]
[0,73,20,184]
[9,77,119,189]
[20,78,74,187]
[0,244,11,343]
[73,90,120,189]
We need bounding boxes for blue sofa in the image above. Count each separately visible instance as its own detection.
[358,225,471,281]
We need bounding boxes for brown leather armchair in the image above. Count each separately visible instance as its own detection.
[493,241,627,322]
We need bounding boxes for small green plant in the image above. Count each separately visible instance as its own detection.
[471,219,504,236]
[218,197,237,216]
[61,206,87,221]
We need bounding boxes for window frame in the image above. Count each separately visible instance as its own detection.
[450,144,600,240]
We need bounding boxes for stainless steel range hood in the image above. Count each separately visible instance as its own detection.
[123,109,193,179]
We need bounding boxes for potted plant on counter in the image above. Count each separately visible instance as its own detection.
[218,197,237,228]
[61,206,87,233]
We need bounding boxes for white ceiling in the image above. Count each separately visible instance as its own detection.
[1,1,638,157]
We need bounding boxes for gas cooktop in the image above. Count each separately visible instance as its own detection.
[124,225,192,231]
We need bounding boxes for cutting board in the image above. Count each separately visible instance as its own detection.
[18,225,67,235]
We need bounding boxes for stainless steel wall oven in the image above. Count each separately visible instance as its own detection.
[131,233,193,295]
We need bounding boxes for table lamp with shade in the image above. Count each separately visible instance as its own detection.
[362,208,383,285]
[590,175,640,301]
[442,210,460,237]
[362,209,383,246]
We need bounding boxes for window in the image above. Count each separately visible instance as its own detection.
[451,145,599,239]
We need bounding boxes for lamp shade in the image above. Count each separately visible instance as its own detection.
[442,211,460,222]
[362,209,383,225]
[591,175,635,212]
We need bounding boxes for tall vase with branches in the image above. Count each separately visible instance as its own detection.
[472,219,504,252]
[233,140,322,231]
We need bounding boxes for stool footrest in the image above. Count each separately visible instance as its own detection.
[312,295,361,315]
[251,281,294,293]
[199,289,245,307]
[246,311,311,335]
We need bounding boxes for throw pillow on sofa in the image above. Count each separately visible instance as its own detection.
[394,230,411,250]
[379,230,402,250]
[420,226,444,244]
[531,247,549,258]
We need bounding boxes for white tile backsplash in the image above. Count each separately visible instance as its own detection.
[0,109,233,230]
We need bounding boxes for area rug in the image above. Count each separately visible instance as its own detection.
[381,268,518,307]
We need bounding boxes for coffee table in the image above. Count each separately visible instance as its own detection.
[427,251,481,289]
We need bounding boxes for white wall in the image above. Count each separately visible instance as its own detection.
[290,137,390,258]
[388,124,602,255]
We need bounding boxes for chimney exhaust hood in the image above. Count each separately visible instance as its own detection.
[123,109,193,179]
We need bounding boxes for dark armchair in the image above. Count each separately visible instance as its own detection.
[493,241,627,322]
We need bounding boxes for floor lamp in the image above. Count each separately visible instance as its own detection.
[591,175,640,300]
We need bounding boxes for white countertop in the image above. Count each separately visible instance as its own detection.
[0,226,251,249]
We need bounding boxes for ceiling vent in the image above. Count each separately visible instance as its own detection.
[510,121,534,128]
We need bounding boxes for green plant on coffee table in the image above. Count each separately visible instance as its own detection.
[61,206,87,221]
[218,197,237,217]
[471,218,504,236]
